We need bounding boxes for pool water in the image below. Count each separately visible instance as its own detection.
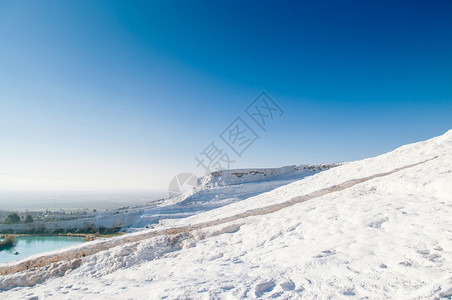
[0,236,86,264]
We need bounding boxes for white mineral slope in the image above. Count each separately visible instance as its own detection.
[1,130,452,299]
[0,164,335,234]
[132,164,337,228]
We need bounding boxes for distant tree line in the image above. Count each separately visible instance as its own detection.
[3,213,34,224]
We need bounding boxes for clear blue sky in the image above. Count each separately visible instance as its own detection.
[0,0,451,193]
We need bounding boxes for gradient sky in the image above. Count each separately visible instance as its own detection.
[0,0,451,194]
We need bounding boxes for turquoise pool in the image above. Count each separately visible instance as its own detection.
[0,236,86,264]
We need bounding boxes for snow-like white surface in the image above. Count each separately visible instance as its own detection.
[0,164,335,234]
[134,164,337,228]
[1,130,452,299]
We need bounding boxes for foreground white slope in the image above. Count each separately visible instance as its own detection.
[1,130,451,299]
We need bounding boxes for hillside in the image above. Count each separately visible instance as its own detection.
[1,130,451,299]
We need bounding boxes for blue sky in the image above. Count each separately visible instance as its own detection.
[0,0,451,193]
